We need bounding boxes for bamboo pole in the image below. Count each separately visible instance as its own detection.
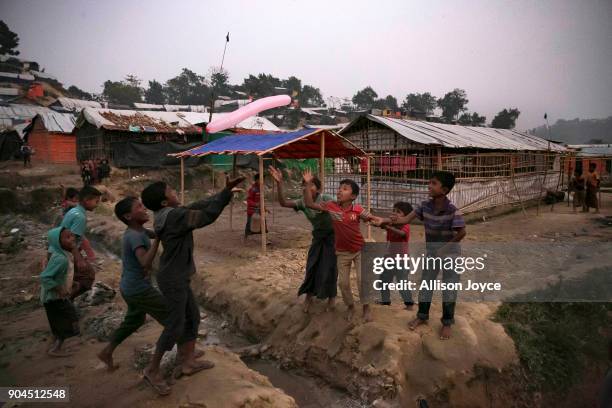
[510,155,527,216]
[259,156,267,254]
[319,132,325,187]
[536,154,548,215]
[229,155,237,230]
[367,155,372,241]
[180,157,185,205]
[437,147,442,170]
[552,154,562,212]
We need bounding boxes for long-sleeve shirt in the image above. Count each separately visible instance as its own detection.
[153,188,232,287]
[40,227,70,304]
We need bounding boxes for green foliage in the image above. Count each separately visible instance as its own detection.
[241,73,282,99]
[402,92,437,114]
[300,85,324,107]
[164,68,210,105]
[458,112,486,126]
[67,85,93,101]
[0,20,19,56]
[144,80,165,104]
[102,75,143,105]
[492,108,520,129]
[495,301,611,392]
[209,67,230,97]
[352,86,378,109]
[437,88,469,121]
[529,116,612,144]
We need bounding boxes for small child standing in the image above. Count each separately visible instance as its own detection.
[40,227,80,357]
[302,170,377,321]
[378,201,414,309]
[374,171,466,340]
[60,185,102,299]
[97,197,165,375]
[244,173,265,240]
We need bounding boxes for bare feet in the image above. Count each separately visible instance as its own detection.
[143,367,171,396]
[439,325,452,340]
[346,305,355,321]
[303,296,312,313]
[325,298,336,312]
[362,304,373,322]
[408,317,427,331]
[97,348,118,372]
[182,359,215,376]
[404,302,415,311]
[47,349,74,358]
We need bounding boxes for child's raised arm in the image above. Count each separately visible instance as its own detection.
[302,170,328,212]
[269,166,296,209]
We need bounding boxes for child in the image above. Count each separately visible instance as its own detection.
[40,227,80,357]
[56,186,96,261]
[269,166,337,313]
[141,176,244,394]
[585,162,600,213]
[570,169,586,213]
[374,171,466,340]
[97,197,165,377]
[245,173,264,240]
[302,169,377,321]
[378,201,414,309]
[60,185,102,299]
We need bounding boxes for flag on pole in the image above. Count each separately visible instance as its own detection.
[226,32,230,42]
[544,113,547,120]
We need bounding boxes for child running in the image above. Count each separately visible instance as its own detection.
[269,166,337,313]
[302,169,377,321]
[141,176,244,395]
[374,171,466,340]
[60,185,102,299]
[40,227,80,357]
[377,201,415,309]
[97,197,164,373]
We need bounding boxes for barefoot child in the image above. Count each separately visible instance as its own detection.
[374,171,466,340]
[40,227,80,357]
[141,176,244,395]
[97,197,164,372]
[269,166,337,313]
[378,201,415,309]
[60,185,102,299]
[302,170,377,321]
[245,173,262,240]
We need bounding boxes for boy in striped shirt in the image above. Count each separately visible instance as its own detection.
[374,171,466,339]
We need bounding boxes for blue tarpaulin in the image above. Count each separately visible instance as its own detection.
[173,128,364,159]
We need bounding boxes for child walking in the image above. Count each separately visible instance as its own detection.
[40,227,80,357]
[60,185,102,299]
[378,201,415,309]
[97,197,165,375]
[141,176,244,395]
[269,166,337,313]
[374,171,466,340]
[302,169,377,321]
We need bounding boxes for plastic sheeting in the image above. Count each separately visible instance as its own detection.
[111,141,204,168]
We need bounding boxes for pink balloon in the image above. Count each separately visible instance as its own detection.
[206,95,291,133]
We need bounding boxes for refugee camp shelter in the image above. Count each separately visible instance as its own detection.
[74,107,204,167]
[173,128,366,253]
[566,144,612,181]
[23,112,77,164]
[338,114,568,213]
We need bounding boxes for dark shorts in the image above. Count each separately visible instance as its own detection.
[156,283,200,352]
[44,298,80,340]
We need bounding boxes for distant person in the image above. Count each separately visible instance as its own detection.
[99,159,111,181]
[141,175,244,395]
[269,166,337,313]
[374,171,466,340]
[570,169,586,213]
[81,162,92,186]
[40,227,80,357]
[61,185,102,299]
[301,170,379,322]
[377,201,415,309]
[244,173,267,241]
[97,197,164,373]
[21,144,32,168]
[585,162,600,213]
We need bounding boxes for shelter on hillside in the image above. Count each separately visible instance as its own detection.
[23,112,77,164]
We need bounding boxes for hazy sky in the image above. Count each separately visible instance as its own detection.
[2,0,611,130]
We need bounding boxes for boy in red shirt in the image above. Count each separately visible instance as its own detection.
[245,173,267,240]
[302,170,377,321]
[378,201,414,309]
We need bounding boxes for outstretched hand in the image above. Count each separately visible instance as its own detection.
[268,166,283,183]
[302,169,314,184]
[226,176,246,190]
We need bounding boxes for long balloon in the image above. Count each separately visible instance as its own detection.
[206,95,291,133]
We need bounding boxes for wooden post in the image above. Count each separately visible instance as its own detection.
[229,155,237,230]
[536,153,549,215]
[180,157,185,205]
[437,147,443,170]
[552,154,562,212]
[258,156,267,254]
[319,132,326,188]
[510,154,527,216]
[367,155,372,241]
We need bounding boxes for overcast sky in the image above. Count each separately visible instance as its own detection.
[2,0,611,130]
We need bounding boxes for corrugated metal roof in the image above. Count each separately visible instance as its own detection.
[133,103,164,110]
[176,112,280,132]
[32,112,76,133]
[0,104,54,128]
[568,144,612,156]
[341,115,567,152]
[0,72,35,81]
[55,97,103,111]
[0,87,19,96]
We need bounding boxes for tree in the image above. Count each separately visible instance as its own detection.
[402,92,437,114]
[458,112,487,126]
[282,76,302,97]
[144,80,166,104]
[458,113,472,125]
[102,76,143,105]
[300,84,324,107]
[0,21,19,56]
[491,108,520,129]
[352,86,378,109]
[241,73,282,99]
[209,66,230,96]
[437,89,469,122]
[471,112,486,127]
[164,68,210,105]
[67,85,93,101]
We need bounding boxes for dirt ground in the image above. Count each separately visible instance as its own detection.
[0,162,610,407]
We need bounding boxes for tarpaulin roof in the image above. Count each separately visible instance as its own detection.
[177,112,280,132]
[54,97,103,111]
[173,128,366,159]
[341,114,567,152]
[25,112,76,134]
[78,107,202,134]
